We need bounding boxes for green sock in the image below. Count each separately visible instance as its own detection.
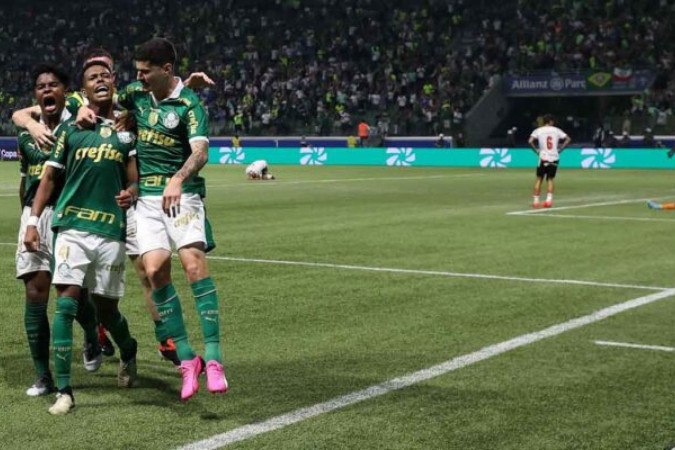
[102,311,136,361]
[152,283,195,361]
[192,277,222,363]
[52,297,78,390]
[153,320,170,344]
[24,302,50,377]
[75,295,98,347]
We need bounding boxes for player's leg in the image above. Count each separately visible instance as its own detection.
[22,271,54,396]
[543,164,558,208]
[90,234,137,387]
[129,254,179,365]
[532,165,544,208]
[178,244,227,394]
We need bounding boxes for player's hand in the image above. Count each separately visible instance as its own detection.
[26,121,56,148]
[162,178,182,217]
[76,106,97,129]
[115,189,136,209]
[24,226,40,253]
[114,110,136,132]
[184,72,215,89]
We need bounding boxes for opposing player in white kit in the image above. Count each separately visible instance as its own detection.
[245,160,275,180]
[528,114,571,208]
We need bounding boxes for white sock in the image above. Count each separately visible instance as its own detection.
[533,195,540,204]
[546,193,553,202]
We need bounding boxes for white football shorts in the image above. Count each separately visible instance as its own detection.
[52,228,126,298]
[16,206,54,279]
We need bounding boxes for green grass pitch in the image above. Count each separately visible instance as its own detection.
[2,162,675,449]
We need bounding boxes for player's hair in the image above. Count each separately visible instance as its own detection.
[134,37,177,67]
[83,47,114,66]
[81,60,113,80]
[543,114,555,124]
[32,64,69,88]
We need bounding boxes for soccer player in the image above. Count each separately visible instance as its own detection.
[24,60,140,415]
[13,48,186,364]
[528,114,571,208]
[81,37,228,401]
[16,65,102,397]
[245,160,275,180]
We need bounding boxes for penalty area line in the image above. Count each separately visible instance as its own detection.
[177,288,675,450]
[204,255,668,291]
[507,197,661,216]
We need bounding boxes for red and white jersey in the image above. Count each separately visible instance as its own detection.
[530,125,568,162]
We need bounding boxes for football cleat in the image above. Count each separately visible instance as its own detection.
[205,360,229,394]
[179,356,204,401]
[543,201,552,208]
[48,389,75,415]
[26,373,55,397]
[532,202,540,209]
[82,342,103,372]
[158,339,180,367]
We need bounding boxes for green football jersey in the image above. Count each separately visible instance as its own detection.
[18,111,72,207]
[49,119,136,241]
[117,80,209,197]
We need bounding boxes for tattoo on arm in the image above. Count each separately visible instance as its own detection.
[174,140,208,181]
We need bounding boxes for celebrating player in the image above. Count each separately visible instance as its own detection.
[25,60,140,415]
[245,160,275,180]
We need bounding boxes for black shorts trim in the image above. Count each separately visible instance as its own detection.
[536,160,559,179]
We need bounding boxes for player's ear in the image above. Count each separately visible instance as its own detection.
[162,63,173,75]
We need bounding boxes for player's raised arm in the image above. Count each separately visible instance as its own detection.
[13,105,56,148]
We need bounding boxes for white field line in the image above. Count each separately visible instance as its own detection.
[178,288,675,450]
[594,340,675,352]
[204,255,667,291]
[205,173,483,188]
[507,197,656,216]
[0,244,667,290]
[523,213,675,223]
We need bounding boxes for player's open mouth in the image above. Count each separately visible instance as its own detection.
[42,96,57,113]
[95,85,110,93]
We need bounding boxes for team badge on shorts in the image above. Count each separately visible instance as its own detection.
[100,126,112,138]
[163,111,179,129]
[58,262,70,277]
[149,110,159,126]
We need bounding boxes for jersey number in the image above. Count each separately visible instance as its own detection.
[546,136,553,150]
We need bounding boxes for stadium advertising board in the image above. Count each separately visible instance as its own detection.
[0,137,19,161]
[210,147,675,170]
[504,69,655,96]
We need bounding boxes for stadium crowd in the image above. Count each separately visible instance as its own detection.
[0,0,674,138]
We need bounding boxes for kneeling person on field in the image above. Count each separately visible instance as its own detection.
[24,60,140,415]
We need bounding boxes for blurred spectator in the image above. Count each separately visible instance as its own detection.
[618,131,631,148]
[506,127,517,147]
[593,124,606,148]
[643,128,655,147]
[455,132,466,148]
[358,120,370,147]
[347,135,357,148]
[435,133,447,148]
[232,134,241,147]
[603,130,618,148]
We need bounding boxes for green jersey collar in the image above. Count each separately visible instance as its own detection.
[150,77,184,105]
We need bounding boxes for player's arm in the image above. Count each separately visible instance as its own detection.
[116,155,139,209]
[23,165,57,252]
[528,136,539,155]
[164,140,208,217]
[559,135,572,153]
[13,105,57,148]
[18,176,25,210]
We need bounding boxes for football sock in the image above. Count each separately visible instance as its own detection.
[102,311,136,361]
[52,296,78,390]
[24,302,50,377]
[533,195,540,204]
[153,320,170,344]
[192,277,222,363]
[546,193,553,202]
[75,295,99,347]
[152,283,195,361]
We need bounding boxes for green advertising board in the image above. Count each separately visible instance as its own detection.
[209,147,675,170]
